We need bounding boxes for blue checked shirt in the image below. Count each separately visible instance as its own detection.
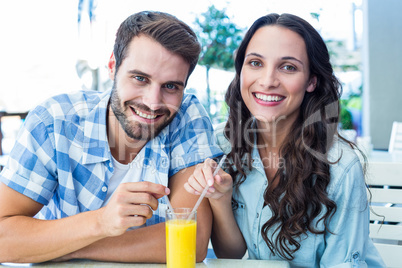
[0,89,223,225]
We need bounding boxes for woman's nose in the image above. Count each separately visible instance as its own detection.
[259,68,280,89]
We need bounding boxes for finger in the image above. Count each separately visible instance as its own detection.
[118,192,160,211]
[184,182,199,195]
[212,173,233,195]
[122,181,169,196]
[216,170,232,185]
[110,203,151,228]
[214,174,222,185]
[207,187,216,194]
[151,187,170,200]
[128,215,147,227]
[121,213,147,228]
[202,158,217,186]
[125,204,154,219]
[188,174,205,194]
[193,165,208,188]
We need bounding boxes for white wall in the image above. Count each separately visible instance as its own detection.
[363,0,402,150]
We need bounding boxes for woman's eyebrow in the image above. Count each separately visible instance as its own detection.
[281,56,304,66]
[245,52,264,58]
[245,53,304,66]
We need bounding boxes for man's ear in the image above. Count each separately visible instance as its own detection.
[108,52,116,80]
[307,76,317,93]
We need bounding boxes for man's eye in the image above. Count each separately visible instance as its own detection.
[165,84,178,90]
[134,76,146,82]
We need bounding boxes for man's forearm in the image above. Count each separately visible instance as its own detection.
[0,210,105,263]
[70,222,167,263]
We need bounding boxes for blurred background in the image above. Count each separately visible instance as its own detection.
[0,0,401,156]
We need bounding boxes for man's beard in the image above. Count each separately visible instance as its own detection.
[109,85,178,141]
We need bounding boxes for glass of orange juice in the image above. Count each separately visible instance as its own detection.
[166,208,197,268]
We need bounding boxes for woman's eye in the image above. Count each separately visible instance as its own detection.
[282,65,296,71]
[250,60,262,67]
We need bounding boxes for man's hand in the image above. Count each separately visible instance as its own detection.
[97,181,170,237]
[47,166,213,263]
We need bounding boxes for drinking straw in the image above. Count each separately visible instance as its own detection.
[189,155,227,217]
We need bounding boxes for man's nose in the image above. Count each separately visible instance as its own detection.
[143,85,163,111]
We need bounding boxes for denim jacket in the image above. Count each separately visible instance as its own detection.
[215,124,385,268]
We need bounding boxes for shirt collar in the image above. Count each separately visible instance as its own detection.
[81,89,171,165]
[82,90,112,164]
[249,119,268,176]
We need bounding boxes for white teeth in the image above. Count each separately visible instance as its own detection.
[255,93,283,102]
[134,109,157,119]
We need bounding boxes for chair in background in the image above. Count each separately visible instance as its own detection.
[388,121,402,153]
[0,111,28,156]
[367,162,402,268]
[0,112,27,171]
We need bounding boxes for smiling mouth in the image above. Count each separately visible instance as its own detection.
[254,93,285,102]
[131,107,161,120]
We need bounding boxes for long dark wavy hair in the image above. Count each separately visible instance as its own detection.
[224,13,359,260]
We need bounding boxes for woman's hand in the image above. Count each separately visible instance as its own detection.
[184,158,233,200]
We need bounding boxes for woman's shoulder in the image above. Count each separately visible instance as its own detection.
[214,122,232,155]
[326,137,365,195]
[327,138,360,168]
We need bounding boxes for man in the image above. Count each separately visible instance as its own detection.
[0,11,222,263]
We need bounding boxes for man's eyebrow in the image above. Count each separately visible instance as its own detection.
[128,69,150,77]
[127,69,185,87]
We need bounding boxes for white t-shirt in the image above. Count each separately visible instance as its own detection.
[103,148,146,205]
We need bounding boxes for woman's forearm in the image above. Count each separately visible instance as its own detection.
[209,195,247,258]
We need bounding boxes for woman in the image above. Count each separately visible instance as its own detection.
[184,13,384,267]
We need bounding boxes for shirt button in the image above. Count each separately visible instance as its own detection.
[256,213,259,218]
[102,186,107,192]
[253,244,257,250]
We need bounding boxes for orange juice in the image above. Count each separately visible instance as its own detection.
[166,210,197,268]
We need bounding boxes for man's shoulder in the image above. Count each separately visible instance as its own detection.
[37,90,108,111]
[214,122,231,154]
[168,93,208,129]
[30,90,110,123]
[179,93,203,113]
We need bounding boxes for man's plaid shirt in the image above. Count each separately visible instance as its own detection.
[0,89,222,224]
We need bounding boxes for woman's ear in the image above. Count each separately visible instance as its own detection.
[306,76,317,92]
[108,52,116,80]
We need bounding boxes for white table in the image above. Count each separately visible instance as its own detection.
[368,150,402,163]
[1,259,290,267]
